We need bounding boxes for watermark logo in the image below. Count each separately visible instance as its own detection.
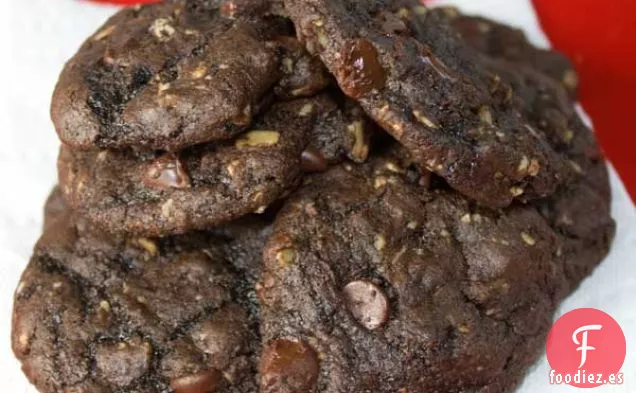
[546,308,626,387]
[573,324,602,368]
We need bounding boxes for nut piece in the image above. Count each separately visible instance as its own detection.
[149,18,175,42]
[135,238,158,257]
[343,280,389,330]
[190,65,207,79]
[282,57,294,74]
[510,186,525,197]
[161,199,175,218]
[298,103,314,117]
[521,232,536,246]
[276,249,297,267]
[385,162,403,173]
[93,25,116,41]
[478,106,493,125]
[568,160,583,174]
[374,176,388,189]
[260,339,320,393]
[517,156,530,174]
[99,300,111,313]
[412,110,439,129]
[374,234,387,251]
[460,214,472,224]
[235,131,280,148]
[347,121,370,163]
[528,159,540,176]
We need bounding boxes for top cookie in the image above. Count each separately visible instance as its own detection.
[52,0,294,150]
[283,0,575,207]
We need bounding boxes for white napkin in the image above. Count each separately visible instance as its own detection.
[0,1,633,392]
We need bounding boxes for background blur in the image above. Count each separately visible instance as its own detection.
[0,0,634,392]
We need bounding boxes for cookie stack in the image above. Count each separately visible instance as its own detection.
[12,1,615,393]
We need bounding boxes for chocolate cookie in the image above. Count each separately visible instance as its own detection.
[283,0,575,207]
[12,191,271,393]
[442,8,579,97]
[52,0,293,150]
[58,99,314,237]
[258,153,613,393]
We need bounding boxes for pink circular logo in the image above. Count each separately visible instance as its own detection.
[546,308,626,388]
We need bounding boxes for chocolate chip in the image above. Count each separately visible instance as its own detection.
[143,153,191,189]
[260,339,320,393]
[343,280,389,330]
[339,39,386,98]
[171,370,222,393]
[301,147,329,173]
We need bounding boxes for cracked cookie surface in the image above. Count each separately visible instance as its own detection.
[434,8,603,203]
[258,151,613,393]
[282,0,582,207]
[442,9,579,97]
[58,99,315,237]
[12,190,271,393]
[52,0,295,150]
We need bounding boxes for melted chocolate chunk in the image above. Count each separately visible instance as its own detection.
[143,153,191,189]
[338,39,386,99]
[260,339,320,393]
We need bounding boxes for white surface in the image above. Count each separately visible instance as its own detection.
[0,0,633,392]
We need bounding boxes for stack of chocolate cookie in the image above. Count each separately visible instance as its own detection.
[12,1,615,393]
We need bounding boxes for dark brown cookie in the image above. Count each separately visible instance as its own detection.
[52,0,294,150]
[58,99,315,237]
[13,191,271,393]
[441,8,579,97]
[282,0,582,207]
[258,153,613,393]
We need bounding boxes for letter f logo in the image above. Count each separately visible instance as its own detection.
[573,325,603,368]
